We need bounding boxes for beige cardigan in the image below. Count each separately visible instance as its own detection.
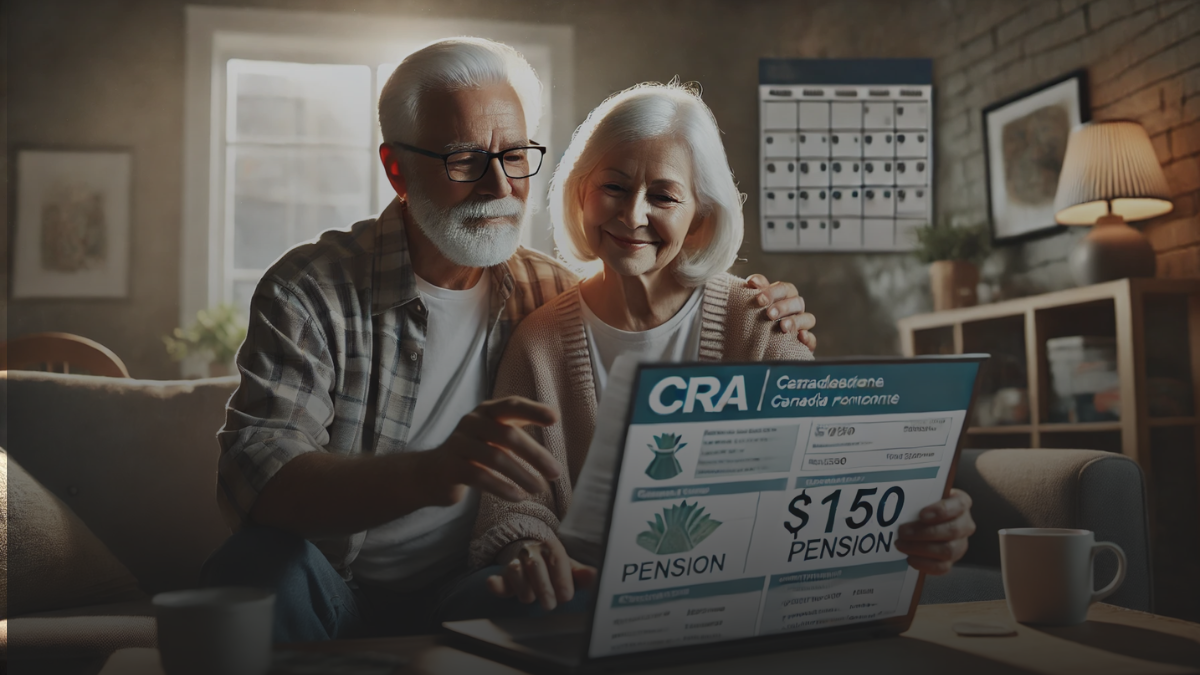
[469,273,813,568]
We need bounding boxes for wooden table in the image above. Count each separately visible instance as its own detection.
[101,600,1200,675]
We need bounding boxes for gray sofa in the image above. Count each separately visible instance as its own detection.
[2,371,239,675]
[920,447,1153,612]
[0,370,1154,674]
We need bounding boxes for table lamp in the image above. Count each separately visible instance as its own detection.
[1053,120,1173,286]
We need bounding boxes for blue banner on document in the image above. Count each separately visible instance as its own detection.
[630,361,980,425]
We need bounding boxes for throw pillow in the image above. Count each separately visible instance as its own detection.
[2,449,144,618]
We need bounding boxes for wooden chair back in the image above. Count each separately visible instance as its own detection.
[0,332,132,378]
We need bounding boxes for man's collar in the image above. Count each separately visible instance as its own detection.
[369,197,514,316]
[369,198,419,316]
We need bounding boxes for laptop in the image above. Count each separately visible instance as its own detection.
[446,354,986,673]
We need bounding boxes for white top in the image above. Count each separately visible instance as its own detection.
[581,286,705,398]
[351,273,491,590]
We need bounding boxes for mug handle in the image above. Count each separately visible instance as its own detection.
[1090,541,1127,605]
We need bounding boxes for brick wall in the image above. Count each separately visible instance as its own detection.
[932,0,1200,287]
[742,0,1200,359]
[770,0,1200,622]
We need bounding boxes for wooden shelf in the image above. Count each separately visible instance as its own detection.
[899,278,1200,458]
[968,422,1129,434]
[1148,416,1199,427]
[1039,422,1123,433]
[897,278,1200,333]
[899,278,1200,596]
[967,425,1032,434]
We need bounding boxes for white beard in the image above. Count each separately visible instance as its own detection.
[406,188,527,268]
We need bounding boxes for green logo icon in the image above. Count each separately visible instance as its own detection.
[646,432,686,480]
[636,500,722,555]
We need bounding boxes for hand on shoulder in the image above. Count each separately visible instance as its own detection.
[744,274,817,352]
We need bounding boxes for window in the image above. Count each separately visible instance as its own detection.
[224,59,377,313]
[182,7,574,373]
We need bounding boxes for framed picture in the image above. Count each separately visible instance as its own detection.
[11,148,132,298]
[982,70,1089,244]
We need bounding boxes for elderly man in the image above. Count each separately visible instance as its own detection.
[202,37,973,643]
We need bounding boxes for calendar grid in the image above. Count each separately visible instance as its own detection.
[759,61,933,253]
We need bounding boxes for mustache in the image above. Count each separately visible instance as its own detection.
[453,197,523,221]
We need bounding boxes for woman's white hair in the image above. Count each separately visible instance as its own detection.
[378,37,543,143]
[549,80,744,287]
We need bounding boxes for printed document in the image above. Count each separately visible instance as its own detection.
[559,355,980,658]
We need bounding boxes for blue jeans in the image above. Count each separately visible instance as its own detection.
[200,526,591,643]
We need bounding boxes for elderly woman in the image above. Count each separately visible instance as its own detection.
[466,82,975,613]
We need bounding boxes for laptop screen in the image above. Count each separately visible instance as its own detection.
[585,357,982,659]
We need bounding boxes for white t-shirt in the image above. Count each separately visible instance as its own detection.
[581,287,704,398]
[351,273,491,590]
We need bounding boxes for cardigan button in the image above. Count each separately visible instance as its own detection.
[409,352,418,362]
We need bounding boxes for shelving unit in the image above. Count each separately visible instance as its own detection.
[898,278,1200,619]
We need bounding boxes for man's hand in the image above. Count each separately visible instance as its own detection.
[419,396,562,506]
[745,274,817,352]
[486,538,598,610]
[895,488,976,575]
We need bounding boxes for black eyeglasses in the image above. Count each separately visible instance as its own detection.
[390,141,546,183]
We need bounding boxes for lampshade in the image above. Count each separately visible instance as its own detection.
[1053,120,1173,225]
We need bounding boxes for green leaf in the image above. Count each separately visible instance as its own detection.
[653,432,686,449]
[634,500,723,555]
[911,222,990,264]
[636,532,661,553]
[163,303,248,365]
[689,515,722,546]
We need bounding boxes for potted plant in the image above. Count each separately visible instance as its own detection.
[163,304,247,377]
[913,223,990,311]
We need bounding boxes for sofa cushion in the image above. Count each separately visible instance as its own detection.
[0,371,241,595]
[2,452,145,618]
[951,448,1152,612]
[2,601,159,671]
[2,615,157,666]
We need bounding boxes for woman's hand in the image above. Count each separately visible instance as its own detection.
[486,538,598,611]
[894,488,976,575]
[418,396,561,506]
[745,274,817,352]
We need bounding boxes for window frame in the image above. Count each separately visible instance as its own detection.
[182,5,574,375]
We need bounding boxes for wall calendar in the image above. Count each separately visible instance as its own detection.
[759,59,934,252]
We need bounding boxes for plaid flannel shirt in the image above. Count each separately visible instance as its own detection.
[216,199,578,577]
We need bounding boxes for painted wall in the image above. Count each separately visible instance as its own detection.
[5,0,1199,378]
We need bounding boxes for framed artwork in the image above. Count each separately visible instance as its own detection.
[11,148,132,298]
[982,70,1090,244]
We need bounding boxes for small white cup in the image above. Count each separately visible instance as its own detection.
[153,587,275,675]
[999,528,1126,625]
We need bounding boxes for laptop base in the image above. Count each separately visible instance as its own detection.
[445,614,906,674]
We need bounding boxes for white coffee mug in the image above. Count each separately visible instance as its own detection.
[999,528,1126,625]
[153,587,275,675]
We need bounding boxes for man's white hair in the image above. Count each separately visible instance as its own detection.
[549,81,745,287]
[378,37,543,143]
